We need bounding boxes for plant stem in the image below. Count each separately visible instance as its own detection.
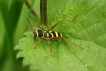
[40,0,47,25]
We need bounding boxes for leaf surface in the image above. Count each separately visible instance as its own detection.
[15,0,106,71]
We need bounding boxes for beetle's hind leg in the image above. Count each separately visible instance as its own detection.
[50,15,77,31]
[62,37,83,49]
[44,39,54,57]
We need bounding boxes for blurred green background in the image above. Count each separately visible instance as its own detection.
[0,0,68,71]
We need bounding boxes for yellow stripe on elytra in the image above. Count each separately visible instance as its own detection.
[50,33,54,38]
[43,31,45,37]
[36,30,38,37]
[55,32,58,37]
[60,34,62,37]
[49,31,52,33]
[47,33,49,37]
[49,31,54,38]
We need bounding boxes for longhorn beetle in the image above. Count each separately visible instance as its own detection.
[27,15,82,57]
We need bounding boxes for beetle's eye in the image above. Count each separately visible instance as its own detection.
[33,32,37,37]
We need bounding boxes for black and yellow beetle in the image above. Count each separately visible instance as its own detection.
[28,15,82,56]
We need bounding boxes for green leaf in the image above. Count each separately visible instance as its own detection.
[9,0,24,33]
[1,0,24,38]
[15,0,106,71]
[48,0,69,23]
[14,0,35,44]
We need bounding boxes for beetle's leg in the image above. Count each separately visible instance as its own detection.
[34,39,41,49]
[62,37,83,49]
[50,15,77,31]
[44,39,54,57]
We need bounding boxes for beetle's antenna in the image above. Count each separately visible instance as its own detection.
[27,19,33,30]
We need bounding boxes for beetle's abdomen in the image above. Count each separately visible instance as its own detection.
[34,30,62,39]
[43,31,52,38]
[50,31,62,38]
[43,31,62,39]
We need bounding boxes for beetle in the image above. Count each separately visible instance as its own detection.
[28,15,82,56]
